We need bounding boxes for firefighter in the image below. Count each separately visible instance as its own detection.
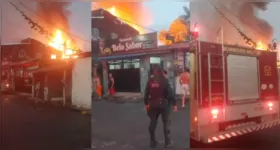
[144,65,177,148]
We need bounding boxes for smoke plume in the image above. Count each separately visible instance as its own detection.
[190,1,273,46]
[37,2,71,35]
[238,2,272,44]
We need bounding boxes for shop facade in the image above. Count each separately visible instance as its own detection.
[95,32,191,96]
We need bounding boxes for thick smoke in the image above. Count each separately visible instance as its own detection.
[238,2,273,44]
[37,2,71,34]
[190,1,273,46]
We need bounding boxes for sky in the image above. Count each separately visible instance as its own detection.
[0,1,187,46]
[144,0,188,32]
[259,2,280,42]
[1,1,280,48]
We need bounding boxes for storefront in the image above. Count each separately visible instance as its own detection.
[95,32,191,95]
[108,58,141,92]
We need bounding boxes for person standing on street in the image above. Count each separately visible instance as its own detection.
[179,68,190,108]
[144,65,177,148]
[108,73,115,96]
[93,74,102,99]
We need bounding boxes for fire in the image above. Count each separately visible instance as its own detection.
[49,30,77,59]
[159,19,189,45]
[107,6,144,34]
[256,41,266,50]
[93,2,152,35]
[49,30,65,51]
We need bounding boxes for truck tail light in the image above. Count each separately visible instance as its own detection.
[211,108,219,119]
[268,102,273,111]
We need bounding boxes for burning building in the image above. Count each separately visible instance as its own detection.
[92,5,190,99]
[92,2,152,34]
[36,2,92,109]
[92,8,142,96]
[1,38,74,99]
[2,2,92,109]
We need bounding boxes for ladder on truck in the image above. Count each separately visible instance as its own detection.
[207,52,226,111]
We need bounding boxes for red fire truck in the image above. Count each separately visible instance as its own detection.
[189,40,280,143]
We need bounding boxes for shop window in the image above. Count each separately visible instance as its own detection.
[123,60,132,69]
[109,59,140,70]
[133,62,140,68]
[109,60,122,70]
[150,57,161,64]
[109,65,115,70]
[132,59,140,68]
[115,64,121,69]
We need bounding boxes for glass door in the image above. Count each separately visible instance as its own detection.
[149,57,163,76]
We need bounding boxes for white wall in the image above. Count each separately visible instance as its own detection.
[72,57,92,109]
[70,2,92,109]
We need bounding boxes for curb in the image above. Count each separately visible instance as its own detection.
[70,105,91,116]
[95,96,143,104]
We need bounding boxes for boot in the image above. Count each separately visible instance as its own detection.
[164,142,172,148]
[150,140,158,148]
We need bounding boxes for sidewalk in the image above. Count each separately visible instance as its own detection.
[14,92,91,115]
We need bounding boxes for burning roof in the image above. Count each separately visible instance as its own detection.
[92,2,152,35]
[92,8,139,37]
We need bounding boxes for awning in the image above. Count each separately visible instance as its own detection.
[96,53,146,61]
[32,64,70,73]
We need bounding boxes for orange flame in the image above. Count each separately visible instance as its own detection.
[159,19,189,45]
[49,30,65,51]
[49,30,78,59]
[256,41,266,50]
[107,6,145,34]
[93,2,152,35]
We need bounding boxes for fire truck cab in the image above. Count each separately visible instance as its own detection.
[189,40,280,143]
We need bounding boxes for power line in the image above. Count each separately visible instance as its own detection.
[10,2,74,51]
[208,1,257,48]
[18,2,92,43]
[21,3,160,43]
[217,1,269,41]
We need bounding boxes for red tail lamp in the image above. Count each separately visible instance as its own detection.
[211,108,219,119]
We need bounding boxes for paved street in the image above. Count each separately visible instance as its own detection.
[1,94,91,150]
[92,100,190,149]
[92,99,280,149]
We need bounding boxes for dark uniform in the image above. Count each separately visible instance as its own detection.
[144,70,176,148]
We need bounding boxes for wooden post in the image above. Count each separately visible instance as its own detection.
[63,69,67,106]
[31,73,34,98]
